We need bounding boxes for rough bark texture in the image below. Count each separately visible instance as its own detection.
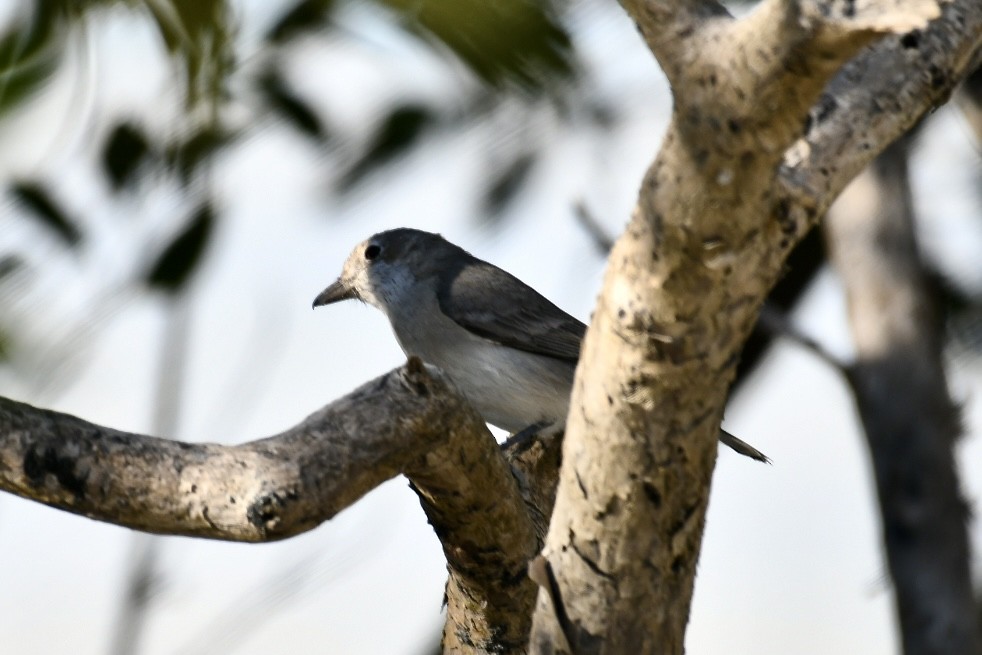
[529,0,982,652]
[406,422,540,652]
[827,136,981,655]
[0,359,541,653]
[0,361,461,540]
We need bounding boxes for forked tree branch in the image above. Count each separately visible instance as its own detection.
[0,359,543,652]
[531,0,981,652]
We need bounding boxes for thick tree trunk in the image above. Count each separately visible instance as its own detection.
[529,0,981,651]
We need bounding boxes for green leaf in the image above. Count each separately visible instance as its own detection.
[0,5,65,117]
[377,0,575,91]
[144,0,234,112]
[145,202,216,293]
[9,180,82,248]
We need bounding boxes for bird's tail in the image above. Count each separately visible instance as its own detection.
[720,429,770,463]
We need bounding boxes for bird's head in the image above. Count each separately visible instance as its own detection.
[313,228,455,313]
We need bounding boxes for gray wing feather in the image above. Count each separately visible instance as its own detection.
[437,260,585,363]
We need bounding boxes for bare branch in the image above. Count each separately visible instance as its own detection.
[625,0,939,167]
[780,1,982,225]
[756,304,848,371]
[573,201,615,255]
[0,360,488,542]
[407,416,541,652]
[0,358,554,652]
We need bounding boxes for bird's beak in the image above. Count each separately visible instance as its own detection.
[312,279,358,308]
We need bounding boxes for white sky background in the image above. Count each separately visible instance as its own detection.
[1,1,981,654]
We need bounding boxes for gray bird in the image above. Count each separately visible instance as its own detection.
[314,228,767,462]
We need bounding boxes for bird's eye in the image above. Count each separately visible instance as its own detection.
[364,244,381,260]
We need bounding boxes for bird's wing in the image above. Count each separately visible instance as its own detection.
[437,260,586,363]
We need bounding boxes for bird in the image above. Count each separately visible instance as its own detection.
[313,227,768,462]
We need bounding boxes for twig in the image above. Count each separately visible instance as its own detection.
[756,303,848,372]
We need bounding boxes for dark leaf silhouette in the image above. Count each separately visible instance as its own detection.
[0,255,22,280]
[9,180,82,248]
[482,152,536,217]
[144,202,216,293]
[266,0,336,43]
[102,121,153,191]
[257,67,326,140]
[339,104,434,189]
[165,127,235,184]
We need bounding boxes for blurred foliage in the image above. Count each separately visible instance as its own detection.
[164,125,236,185]
[481,151,537,217]
[0,0,581,223]
[97,116,238,193]
[0,0,232,118]
[265,0,337,43]
[0,6,61,118]
[339,103,435,189]
[0,256,22,280]
[9,180,83,249]
[1,0,574,123]
[378,0,574,91]
[102,121,153,191]
[263,0,575,91]
[143,0,234,115]
[0,328,9,363]
[144,202,216,293]
[257,66,327,141]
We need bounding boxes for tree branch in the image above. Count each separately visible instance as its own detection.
[626,0,940,167]
[0,360,488,540]
[780,1,982,224]
[0,358,550,652]
[827,135,981,655]
[406,415,541,652]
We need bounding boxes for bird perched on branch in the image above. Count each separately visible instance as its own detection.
[314,227,767,462]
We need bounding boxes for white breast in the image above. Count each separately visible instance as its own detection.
[383,290,575,433]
